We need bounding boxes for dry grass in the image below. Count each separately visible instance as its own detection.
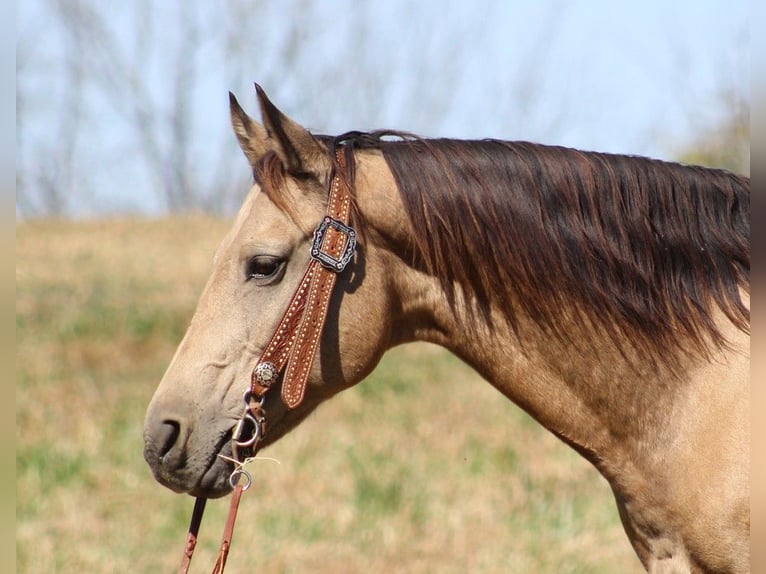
[16,217,643,573]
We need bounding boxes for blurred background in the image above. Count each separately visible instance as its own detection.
[16,2,750,573]
[17,0,749,219]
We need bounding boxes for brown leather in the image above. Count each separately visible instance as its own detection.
[250,148,355,408]
[249,262,315,397]
[210,483,245,574]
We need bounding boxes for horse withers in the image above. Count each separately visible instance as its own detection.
[144,85,749,573]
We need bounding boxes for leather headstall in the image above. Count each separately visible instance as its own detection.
[249,146,357,408]
[178,145,357,574]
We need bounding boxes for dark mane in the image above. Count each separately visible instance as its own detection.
[337,132,750,363]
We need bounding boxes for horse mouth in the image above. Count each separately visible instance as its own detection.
[188,429,237,498]
[145,425,237,498]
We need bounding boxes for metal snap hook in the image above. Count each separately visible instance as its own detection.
[243,389,267,410]
[232,411,261,449]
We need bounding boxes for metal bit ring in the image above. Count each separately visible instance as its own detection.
[229,468,252,491]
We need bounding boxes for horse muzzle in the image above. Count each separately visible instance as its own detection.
[143,405,235,498]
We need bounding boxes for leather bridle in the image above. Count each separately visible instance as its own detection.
[178,146,357,573]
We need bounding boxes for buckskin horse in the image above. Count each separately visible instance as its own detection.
[144,85,749,573]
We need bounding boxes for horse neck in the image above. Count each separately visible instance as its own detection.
[392,270,665,459]
[354,149,692,473]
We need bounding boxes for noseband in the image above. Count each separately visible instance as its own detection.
[178,145,357,573]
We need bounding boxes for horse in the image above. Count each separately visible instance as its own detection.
[144,84,750,573]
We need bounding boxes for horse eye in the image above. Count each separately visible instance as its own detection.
[245,256,285,283]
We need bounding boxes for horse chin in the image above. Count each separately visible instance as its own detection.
[189,455,235,499]
[186,431,239,498]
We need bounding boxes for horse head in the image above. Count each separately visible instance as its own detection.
[143,86,398,497]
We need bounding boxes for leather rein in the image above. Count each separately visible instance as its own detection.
[178,146,357,573]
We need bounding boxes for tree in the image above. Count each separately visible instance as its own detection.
[676,88,749,175]
[673,26,749,175]
[17,2,748,217]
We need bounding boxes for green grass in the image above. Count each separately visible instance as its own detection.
[16,217,643,573]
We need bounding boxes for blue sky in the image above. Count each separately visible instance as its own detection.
[16,0,749,216]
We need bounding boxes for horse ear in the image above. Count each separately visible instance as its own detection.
[229,91,269,167]
[254,83,328,175]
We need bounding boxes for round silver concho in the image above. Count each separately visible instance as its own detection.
[253,361,279,387]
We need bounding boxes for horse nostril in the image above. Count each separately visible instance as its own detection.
[144,410,190,481]
[158,420,181,459]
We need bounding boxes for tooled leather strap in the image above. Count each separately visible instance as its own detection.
[210,483,245,574]
[250,147,356,408]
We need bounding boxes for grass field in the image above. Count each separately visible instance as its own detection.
[16,217,643,573]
